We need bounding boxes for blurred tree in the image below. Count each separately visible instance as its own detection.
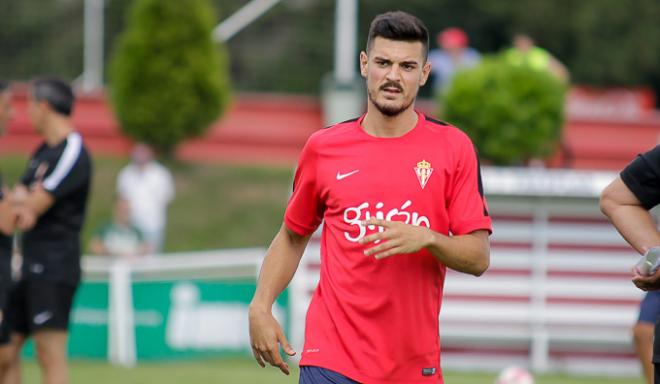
[217,0,335,94]
[442,55,567,165]
[1,0,659,101]
[0,0,83,80]
[109,0,230,153]
[569,0,660,88]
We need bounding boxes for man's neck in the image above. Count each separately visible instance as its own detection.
[361,105,418,138]
[44,117,73,146]
[135,162,152,172]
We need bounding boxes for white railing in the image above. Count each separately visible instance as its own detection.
[289,167,643,377]
[82,248,265,367]
[83,167,642,376]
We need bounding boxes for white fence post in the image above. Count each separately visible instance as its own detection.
[108,259,136,367]
[530,198,550,373]
[82,0,104,91]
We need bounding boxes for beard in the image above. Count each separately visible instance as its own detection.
[367,83,415,117]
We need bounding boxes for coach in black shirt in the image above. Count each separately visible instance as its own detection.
[0,176,13,294]
[601,145,660,384]
[4,77,91,384]
[0,80,16,370]
[0,174,14,331]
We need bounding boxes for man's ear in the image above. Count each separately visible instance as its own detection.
[359,51,368,78]
[419,60,432,86]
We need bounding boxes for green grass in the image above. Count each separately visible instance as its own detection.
[0,156,646,384]
[18,358,642,384]
[0,155,293,253]
[163,160,292,251]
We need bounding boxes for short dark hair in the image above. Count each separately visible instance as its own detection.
[366,11,429,59]
[32,76,75,116]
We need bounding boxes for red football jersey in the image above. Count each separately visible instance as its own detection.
[284,112,492,383]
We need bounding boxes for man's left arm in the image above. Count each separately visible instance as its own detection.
[15,142,91,231]
[361,134,491,275]
[13,183,54,231]
[360,222,489,276]
[601,176,660,291]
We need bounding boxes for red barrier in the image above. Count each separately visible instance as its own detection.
[2,89,659,169]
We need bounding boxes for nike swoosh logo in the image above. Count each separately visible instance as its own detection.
[336,170,359,180]
[33,311,53,325]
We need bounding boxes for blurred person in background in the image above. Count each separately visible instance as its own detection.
[89,197,150,260]
[428,27,480,96]
[601,145,660,384]
[0,80,12,136]
[634,291,660,384]
[505,33,569,83]
[0,80,16,378]
[117,143,174,254]
[249,11,491,384]
[1,77,92,384]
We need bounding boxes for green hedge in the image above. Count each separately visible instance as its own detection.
[441,55,567,165]
[109,0,230,153]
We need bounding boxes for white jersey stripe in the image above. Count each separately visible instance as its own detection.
[42,132,83,191]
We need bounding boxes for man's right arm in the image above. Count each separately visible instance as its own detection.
[249,224,311,375]
[601,176,660,290]
[600,177,660,255]
[0,188,15,235]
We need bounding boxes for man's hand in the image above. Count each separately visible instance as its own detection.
[14,206,37,231]
[12,185,37,231]
[359,219,433,259]
[10,183,54,231]
[632,268,660,291]
[248,305,295,375]
[633,246,660,291]
[11,185,28,205]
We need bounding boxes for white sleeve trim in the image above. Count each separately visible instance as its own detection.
[42,132,83,191]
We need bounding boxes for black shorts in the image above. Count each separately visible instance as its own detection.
[0,278,12,344]
[300,366,360,384]
[7,279,77,335]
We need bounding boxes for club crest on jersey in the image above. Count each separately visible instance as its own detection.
[414,159,433,189]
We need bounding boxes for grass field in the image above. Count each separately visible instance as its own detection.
[18,358,642,384]
[1,155,646,383]
[0,155,293,252]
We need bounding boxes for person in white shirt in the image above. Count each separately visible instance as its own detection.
[117,143,174,253]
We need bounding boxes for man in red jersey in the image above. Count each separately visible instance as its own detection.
[249,11,492,384]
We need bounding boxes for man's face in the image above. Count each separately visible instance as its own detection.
[131,144,153,167]
[27,92,47,134]
[0,91,13,136]
[514,35,534,52]
[360,37,431,117]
